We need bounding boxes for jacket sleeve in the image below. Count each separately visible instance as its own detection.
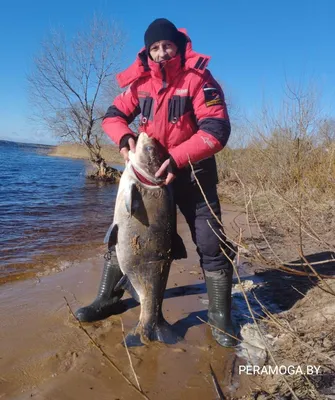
[101,82,140,146]
[169,71,231,169]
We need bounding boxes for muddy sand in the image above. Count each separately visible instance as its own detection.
[1,204,334,400]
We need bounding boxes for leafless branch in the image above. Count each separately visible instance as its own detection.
[28,16,124,176]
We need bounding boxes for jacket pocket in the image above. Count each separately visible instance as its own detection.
[168,95,193,123]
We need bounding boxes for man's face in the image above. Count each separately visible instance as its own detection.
[149,40,178,62]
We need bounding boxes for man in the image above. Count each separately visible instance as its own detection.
[75,18,237,347]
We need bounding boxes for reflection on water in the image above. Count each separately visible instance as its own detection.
[0,140,119,282]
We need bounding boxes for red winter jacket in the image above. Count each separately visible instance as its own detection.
[102,29,231,170]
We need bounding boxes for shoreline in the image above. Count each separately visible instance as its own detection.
[0,240,105,285]
[48,142,124,165]
[0,199,240,287]
[1,203,261,399]
[1,202,334,399]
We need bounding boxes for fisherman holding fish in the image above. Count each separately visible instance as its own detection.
[76,18,237,348]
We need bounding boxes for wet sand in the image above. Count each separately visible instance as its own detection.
[0,204,258,400]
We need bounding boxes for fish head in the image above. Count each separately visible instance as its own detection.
[130,132,167,180]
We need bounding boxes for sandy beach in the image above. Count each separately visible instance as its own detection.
[0,204,260,400]
[1,201,334,400]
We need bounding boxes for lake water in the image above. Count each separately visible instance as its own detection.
[0,140,119,283]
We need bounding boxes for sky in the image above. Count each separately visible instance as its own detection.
[0,0,334,144]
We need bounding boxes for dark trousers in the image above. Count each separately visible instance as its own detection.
[172,173,235,272]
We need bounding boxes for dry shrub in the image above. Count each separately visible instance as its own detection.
[217,135,335,202]
[217,84,335,249]
[217,84,335,400]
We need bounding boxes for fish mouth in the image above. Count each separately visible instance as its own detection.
[129,161,164,186]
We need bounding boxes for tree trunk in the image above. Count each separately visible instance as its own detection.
[85,143,122,183]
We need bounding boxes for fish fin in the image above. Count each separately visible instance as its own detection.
[151,320,182,344]
[123,331,145,347]
[103,223,118,249]
[123,320,182,347]
[125,182,140,216]
[114,275,140,303]
[171,232,187,260]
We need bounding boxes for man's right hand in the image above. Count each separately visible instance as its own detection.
[120,137,136,162]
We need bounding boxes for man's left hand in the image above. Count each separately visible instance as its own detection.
[155,159,176,185]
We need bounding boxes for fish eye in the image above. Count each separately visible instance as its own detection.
[145,145,154,152]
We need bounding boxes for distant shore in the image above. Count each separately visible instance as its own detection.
[48,142,124,164]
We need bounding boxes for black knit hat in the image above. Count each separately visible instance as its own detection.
[144,18,185,54]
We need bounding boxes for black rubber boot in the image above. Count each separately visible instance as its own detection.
[205,268,238,347]
[75,258,126,322]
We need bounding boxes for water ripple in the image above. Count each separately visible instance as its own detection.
[0,140,118,279]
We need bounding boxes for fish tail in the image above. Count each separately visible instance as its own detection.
[123,319,181,347]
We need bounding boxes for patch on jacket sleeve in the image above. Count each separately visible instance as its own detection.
[201,135,215,149]
[203,84,223,107]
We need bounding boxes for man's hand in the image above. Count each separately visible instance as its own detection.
[120,137,136,162]
[155,158,176,185]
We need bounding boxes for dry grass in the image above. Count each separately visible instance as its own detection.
[250,281,335,400]
[213,85,335,399]
[216,138,335,201]
[49,142,124,165]
[216,138,335,259]
[216,82,335,256]
[213,135,335,398]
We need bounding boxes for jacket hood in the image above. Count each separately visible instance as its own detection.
[116,28,211,88]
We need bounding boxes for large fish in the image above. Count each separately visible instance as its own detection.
[105,132,185,346]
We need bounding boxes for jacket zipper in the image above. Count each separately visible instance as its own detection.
[160,64,167,92]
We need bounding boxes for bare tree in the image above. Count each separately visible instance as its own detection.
[28,16,124,180]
